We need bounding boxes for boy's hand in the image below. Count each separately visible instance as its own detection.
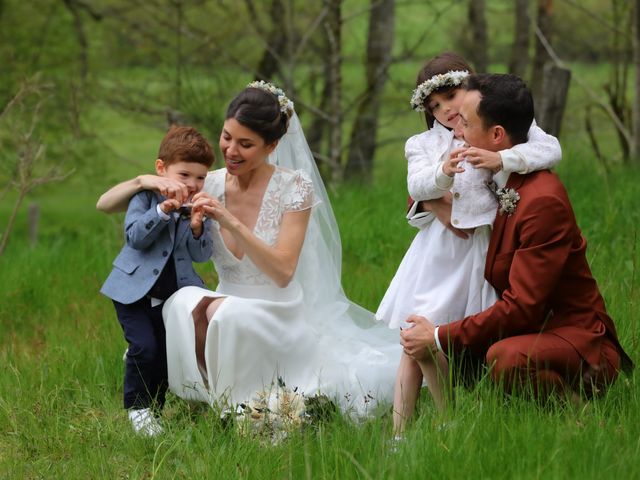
[159,198,181,214]
[459,147,502,172]
[190,205,205,238]
[443,147,466,177]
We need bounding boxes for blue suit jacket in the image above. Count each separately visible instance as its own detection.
[101,190,214,305]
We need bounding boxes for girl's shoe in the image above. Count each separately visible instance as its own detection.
[388,435,405,454]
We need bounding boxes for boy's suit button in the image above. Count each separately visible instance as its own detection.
[162,251,168,257]
[145,221,154,230]
[153,269,159,275]
[454,192,460,199]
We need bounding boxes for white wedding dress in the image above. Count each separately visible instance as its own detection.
[163,166,401,416]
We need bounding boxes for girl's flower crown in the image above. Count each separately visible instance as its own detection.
[247,80,295,118]
[410,70,470,112]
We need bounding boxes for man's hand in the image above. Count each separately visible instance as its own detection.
[419,193,470,239]
[400,315,437,361]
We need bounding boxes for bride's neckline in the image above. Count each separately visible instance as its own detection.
[220,166,278,262]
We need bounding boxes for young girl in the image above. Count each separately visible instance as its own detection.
[376,52,562,437]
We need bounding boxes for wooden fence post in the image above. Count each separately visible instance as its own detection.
[28,202,39,246]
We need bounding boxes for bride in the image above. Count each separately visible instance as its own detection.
[97,82,401,415]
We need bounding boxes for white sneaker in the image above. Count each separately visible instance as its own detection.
[122,348,128,361]
[128,408,163,437]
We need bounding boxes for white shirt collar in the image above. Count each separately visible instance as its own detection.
[493,170,510,189]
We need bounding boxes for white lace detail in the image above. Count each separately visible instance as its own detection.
[202,167,316,286]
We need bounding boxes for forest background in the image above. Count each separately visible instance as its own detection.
[1,0,639,478]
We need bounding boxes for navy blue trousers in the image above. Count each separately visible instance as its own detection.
[113,298,168,410]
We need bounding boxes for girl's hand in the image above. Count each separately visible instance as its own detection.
[443,147,466,177]
[459,147,502,172]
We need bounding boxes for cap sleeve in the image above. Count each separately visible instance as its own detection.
[282,169,317,213]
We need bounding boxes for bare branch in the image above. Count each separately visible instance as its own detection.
[559,0,627,35]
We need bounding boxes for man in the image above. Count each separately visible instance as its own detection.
[401,73,632,400]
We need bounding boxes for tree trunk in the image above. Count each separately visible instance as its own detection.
[468,0,488,72]
[344,0,395,182]
[62,0,89,82]
[306,65,331,168]
[508,0,530,78]
[175,0,183,111]
[531,0,553,110]
[537,64,571,137]
[325,0,343,183]
[632,0,640,160]
[254,0,287,81]
[0,191,25,257]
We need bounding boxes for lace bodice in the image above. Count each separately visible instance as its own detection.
[203,167,316,286]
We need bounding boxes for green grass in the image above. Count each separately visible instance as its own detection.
[1,139,639,478]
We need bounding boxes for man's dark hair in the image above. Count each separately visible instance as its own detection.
[465,73,534,145]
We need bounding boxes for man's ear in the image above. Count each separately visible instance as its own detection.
[155,159,165,175]
[492,126,507,145]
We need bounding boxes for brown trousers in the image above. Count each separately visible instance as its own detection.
[485,332,621,398]
[449,333,621,398]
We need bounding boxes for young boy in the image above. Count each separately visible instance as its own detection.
[101,126,215,436]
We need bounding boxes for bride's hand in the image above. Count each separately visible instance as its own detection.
[191,192,237,230]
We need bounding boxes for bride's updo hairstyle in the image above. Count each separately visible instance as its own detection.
[225,87,289,144]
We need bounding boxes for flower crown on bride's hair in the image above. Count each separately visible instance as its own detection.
[247,80,295,119]
[410,70,470,112]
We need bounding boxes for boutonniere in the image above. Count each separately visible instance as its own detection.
[488,181,520,216]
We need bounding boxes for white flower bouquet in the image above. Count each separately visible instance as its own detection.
[233,378,336,445]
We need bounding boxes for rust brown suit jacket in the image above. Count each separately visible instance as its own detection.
[438,170,633,374]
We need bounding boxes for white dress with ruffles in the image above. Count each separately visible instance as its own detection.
[163,167,401,415]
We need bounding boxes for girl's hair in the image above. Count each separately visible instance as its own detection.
[416,52,475,127]
[225,87,288,144]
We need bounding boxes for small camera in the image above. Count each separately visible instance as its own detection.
[177,204,192,219]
